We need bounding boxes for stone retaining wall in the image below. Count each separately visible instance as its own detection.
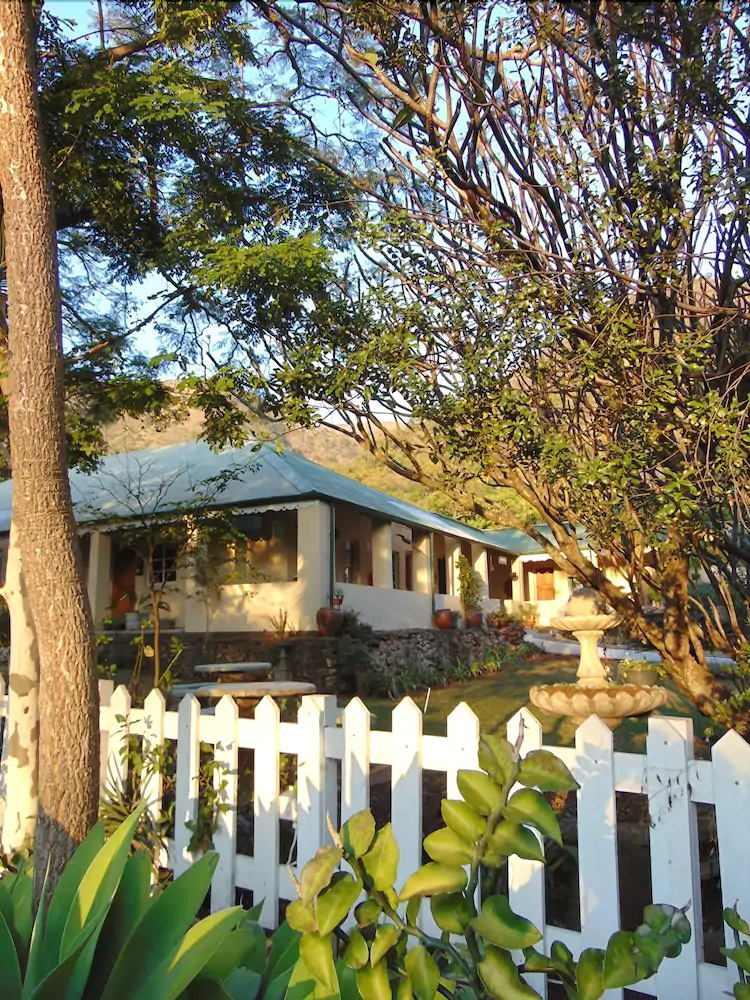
[101,625,513,696]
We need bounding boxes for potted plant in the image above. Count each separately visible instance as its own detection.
[124,592,144,632]
[488,602,511,629]
[317,593,344,636]
[457,554,483,628]
[519,602,538,628]
[618,656,666,686]
[434,608,457,629]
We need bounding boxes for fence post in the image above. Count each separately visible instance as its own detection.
[506,708,547,998]
[712,728,750,994]
[0,675,6,810]
[445,702,480,800]
[647,716,700,1000]
[142,688,166,834]
[342,698,371,825]
[297,694,337,869]
[107,685,132,797]
[391,698,423,899]
[98,679,114,797]
[211,695,239,912]
[174,694,201,879]
[254,696,281,930]
[576,715,622,1000]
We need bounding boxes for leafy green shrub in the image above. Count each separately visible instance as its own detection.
[337,611,376,693]
[457,555,482,612]
[723,903,750,998]
[617,658,667,682]
[286,731,691,1000]
[387,662,447,700]
[0,805,299,1000]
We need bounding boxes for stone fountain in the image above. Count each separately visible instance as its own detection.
[529,588,667,729]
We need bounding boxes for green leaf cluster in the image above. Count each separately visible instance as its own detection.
[284,725,689,1000]
[722,903,750,998]
[0,805,298,1000]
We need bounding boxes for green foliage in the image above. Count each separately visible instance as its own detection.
[285,729,690,1000]
[617,658,668,683]
[386,644,529,700]
[100,729,231,863]
[337,611,376,689]
[232,0,750,718]
[709,643,750,736]
[722,903,750,997]
[0,807,298,999]
[456,555,482,612]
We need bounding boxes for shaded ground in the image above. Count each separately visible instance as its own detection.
[354,653,718,752]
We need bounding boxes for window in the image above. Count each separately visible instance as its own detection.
[405,552,414,592]
[437,557,447,595]
[392,552,399,589]
[343,540,360,583]
[151,544,178,585]
[233,510,298,583]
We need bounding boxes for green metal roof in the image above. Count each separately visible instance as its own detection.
[0,440,518,552]
[482,523,590,555]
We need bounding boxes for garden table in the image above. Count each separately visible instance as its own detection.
[169,679,314,699]
[190,681,315,698]
[193,662,272,676]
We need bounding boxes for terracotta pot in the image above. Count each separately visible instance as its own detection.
[464,610,484,629]
[434,608,456,630]
[317,607,344,637]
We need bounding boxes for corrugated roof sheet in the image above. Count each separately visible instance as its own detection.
[483,523,590,555]
[0,440,518,551]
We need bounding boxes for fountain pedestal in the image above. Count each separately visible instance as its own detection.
[529,592,667,729]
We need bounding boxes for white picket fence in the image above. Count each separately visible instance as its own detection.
[1,680,749,1000]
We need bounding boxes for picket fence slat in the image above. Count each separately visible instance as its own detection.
[296,694,326,870]
[107,685,131,796]
[254,696,281,929]
[3,688,749,1000]
[713,728,750,994]
[508,708,547,1000]
[174,694,201,879]
[211,695,239,912]
[576,715,623,1000]
[648,717,701,1000]
[342,697,370,824]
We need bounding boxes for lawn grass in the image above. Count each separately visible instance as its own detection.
[350,654,717,752]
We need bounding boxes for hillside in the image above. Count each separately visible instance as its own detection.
[104,411,525,526]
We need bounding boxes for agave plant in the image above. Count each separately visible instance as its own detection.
[0,805,300,1000]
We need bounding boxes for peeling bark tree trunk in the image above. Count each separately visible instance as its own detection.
[0,521,39,853]
[0,2,99,897]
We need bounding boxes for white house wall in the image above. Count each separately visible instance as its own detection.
[337,582,433,630]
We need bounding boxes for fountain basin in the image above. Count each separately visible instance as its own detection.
[530,682,668,730]
[550,614,622,633]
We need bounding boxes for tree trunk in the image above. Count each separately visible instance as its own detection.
[0,2,99,897]
[0,522,40,853]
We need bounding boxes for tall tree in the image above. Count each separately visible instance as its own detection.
[225,0,750,725]
[0,0,353,856]
[0,1,98,887]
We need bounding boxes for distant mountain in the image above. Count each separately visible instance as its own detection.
[104,411,527,526]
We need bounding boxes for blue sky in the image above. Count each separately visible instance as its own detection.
[46,0,100,30]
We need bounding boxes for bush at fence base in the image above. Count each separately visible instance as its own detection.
[724,904,750,999]
[0,803,299,1000]
[286,732,692,1000]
